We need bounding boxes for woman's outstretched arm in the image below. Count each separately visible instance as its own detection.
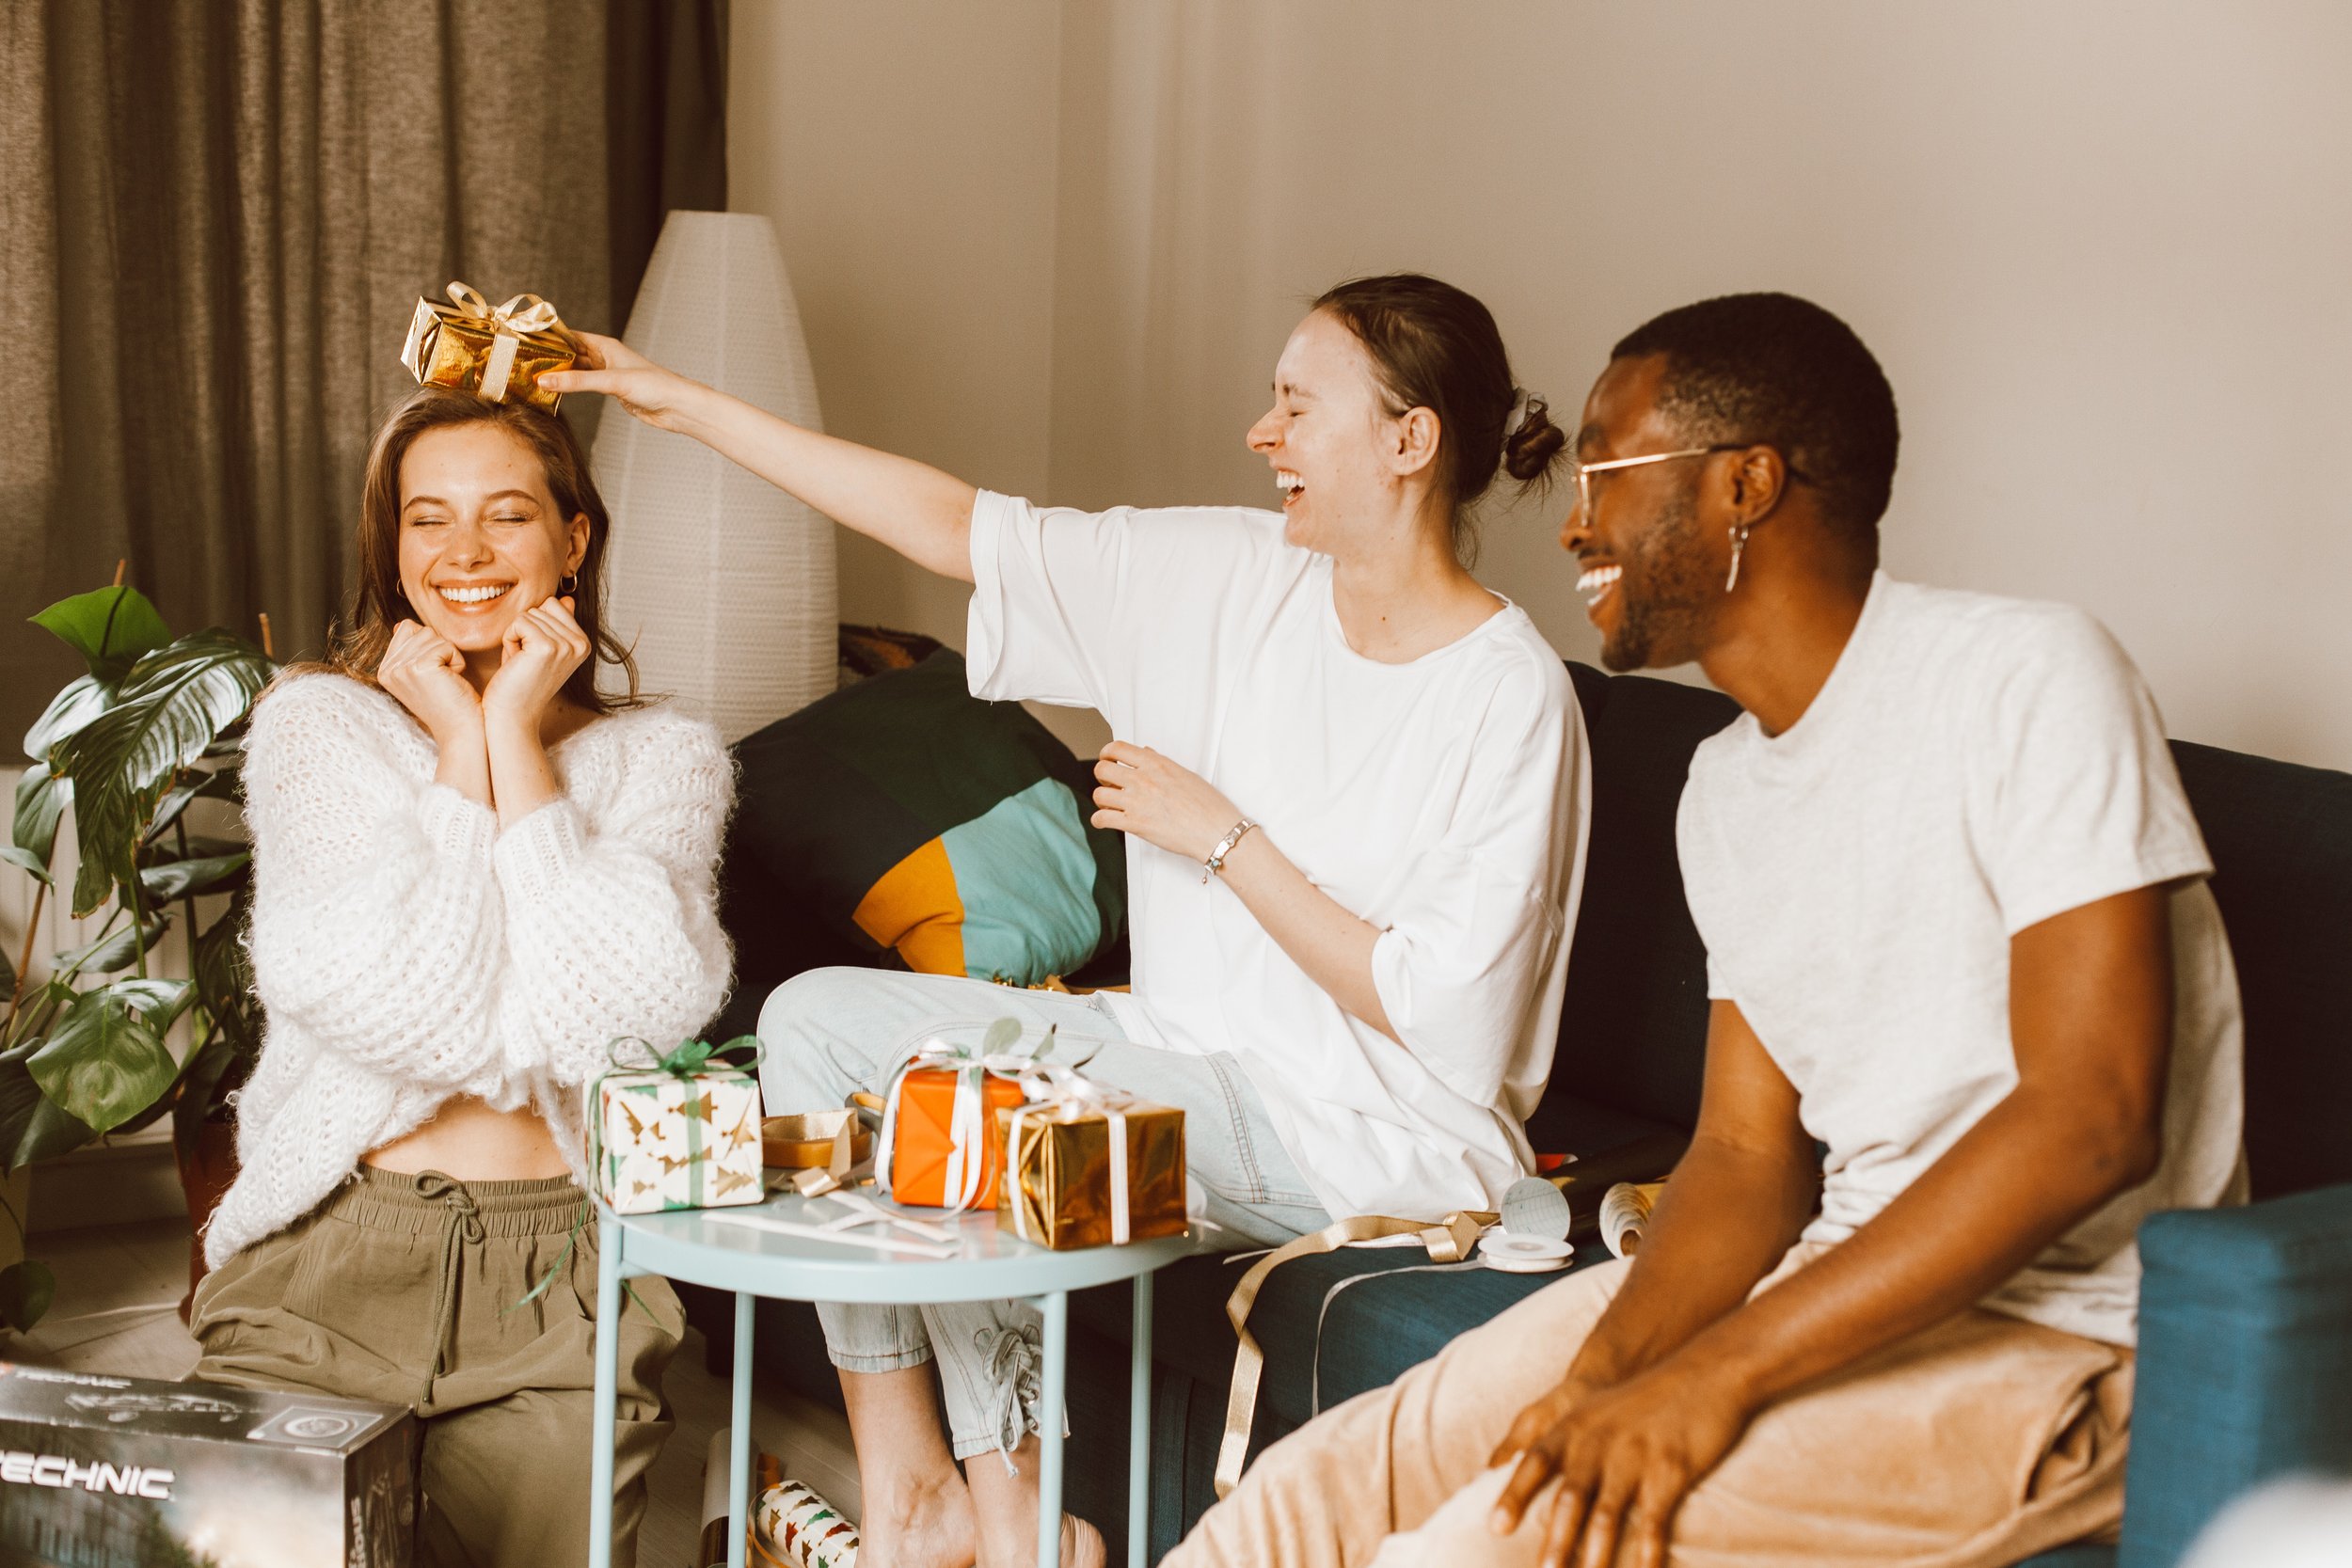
[541,331,979,582]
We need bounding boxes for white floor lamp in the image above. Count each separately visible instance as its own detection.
[595,211,837,741]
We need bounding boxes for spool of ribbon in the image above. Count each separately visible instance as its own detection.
[872,1020,1054,1212]
[437,280,565,402]
[1002,1063,1136,1245]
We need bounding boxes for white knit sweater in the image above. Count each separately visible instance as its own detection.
[204,673,736,1267]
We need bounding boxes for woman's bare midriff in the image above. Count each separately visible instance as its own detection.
[363,1096,572,1180]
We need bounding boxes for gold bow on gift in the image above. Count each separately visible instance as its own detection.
[400,280,576,410]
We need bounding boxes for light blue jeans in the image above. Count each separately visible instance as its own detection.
[757,968,1329,1465]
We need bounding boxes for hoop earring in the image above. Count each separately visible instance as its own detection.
[560,572,579,596]
[1724,524,1751,594]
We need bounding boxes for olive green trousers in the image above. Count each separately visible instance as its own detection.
[190,1166,680,1568]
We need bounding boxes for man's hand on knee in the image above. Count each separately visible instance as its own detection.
[1486,1358,1752,1568]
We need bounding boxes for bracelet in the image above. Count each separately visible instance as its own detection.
[1202,818,1260,883]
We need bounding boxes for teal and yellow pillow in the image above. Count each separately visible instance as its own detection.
[727,650,1124,986]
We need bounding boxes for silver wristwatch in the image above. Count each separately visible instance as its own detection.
[1202,818,1260,883]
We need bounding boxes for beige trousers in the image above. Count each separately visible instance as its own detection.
[190,1166,681,1568]
[1170,1245,2131,1568]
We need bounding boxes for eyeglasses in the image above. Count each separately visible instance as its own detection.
[1567,443,1807,527]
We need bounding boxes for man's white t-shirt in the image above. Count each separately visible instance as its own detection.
[1677,573,2246,1347]
[966,491,1591,1220]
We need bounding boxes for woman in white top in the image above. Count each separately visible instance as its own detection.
[547,273,1590,1568]
[190,388,734,1568]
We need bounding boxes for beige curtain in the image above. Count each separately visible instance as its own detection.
[0,0,724,737]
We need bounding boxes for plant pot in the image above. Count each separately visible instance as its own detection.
[173,1118,237,1323]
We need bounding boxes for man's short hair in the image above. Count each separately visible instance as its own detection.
[1612,293,1899,542]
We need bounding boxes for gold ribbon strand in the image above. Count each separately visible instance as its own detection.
[1214,1209,1491,1498]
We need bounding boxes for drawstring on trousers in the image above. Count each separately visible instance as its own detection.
[413,1171,485,1406]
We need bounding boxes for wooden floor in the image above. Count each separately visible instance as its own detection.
[9,1216,863,1568]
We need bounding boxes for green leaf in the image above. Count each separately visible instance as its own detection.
[193,893,257,1046]
[0,1260,56,1332]
[0,942,12,1007]
[10,765,68,867]
[30,586,171,684]
[48,630,271,918]
[171,1032,246,1154]
[982,1017,1023,1054]
[2,980,73,1055]
[0,847,46,887]
[143,764,242,846]
[23,674,118,765]
[56,914,171,977]
[0,1030,96,1166]
[139,850,250,903]
[28,984,180,1134]
[108,977,195,1033]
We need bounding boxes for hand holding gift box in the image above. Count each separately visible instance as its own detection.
[1000,1063,1186,1250]
[400,280,578,410]
[588,1037,765,1214]
[874,1018,1052,1211]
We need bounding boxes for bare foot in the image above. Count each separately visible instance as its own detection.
[863,1467,978,1568]
[976,1510,1104,1568]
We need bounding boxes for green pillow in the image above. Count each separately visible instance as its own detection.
[727,650,1124,986]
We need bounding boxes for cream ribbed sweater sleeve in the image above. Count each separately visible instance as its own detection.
[492,709,735,1086]
[241,676,506,1085]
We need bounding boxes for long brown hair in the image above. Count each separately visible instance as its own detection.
[313,387,640,711]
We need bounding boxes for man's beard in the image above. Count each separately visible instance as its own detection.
[1600,483,1718,673]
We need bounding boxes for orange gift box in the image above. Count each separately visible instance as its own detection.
[880,1065,1026,1209]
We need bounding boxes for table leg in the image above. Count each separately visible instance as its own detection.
[587,1210,622,1568]
[730,1291,755,1568]
[1129,1274,1152,1568]
[1038,1290,1069,1568]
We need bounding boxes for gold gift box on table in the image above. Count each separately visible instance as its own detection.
[998,1075,1186,1250]
[400,280,576,411]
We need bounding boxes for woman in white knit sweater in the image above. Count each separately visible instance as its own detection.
[187,388,735,1568]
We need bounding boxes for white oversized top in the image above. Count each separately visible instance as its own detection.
[1678,574,2246,1346]
[205,673,735,1267]
[967,491,1591,1220]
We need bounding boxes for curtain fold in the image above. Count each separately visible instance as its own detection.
[0,0,726,739]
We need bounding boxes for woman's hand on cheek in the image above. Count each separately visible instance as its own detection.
[378,620,482,745]
[482,595,591,732]
[1090,741,1241,863]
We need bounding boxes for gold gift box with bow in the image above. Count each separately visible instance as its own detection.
[401,280,576,411]
[997,1086,1186,1251]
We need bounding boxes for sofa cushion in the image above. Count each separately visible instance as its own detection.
[2169,742,2352,1199]
[1534,665,1737,1147]
[728,649,1125,989]
[2117,1183,2352,1568]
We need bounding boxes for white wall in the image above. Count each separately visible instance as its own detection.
[732,1,2352,770]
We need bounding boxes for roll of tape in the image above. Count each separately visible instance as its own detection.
[1478,1232,1573,1274]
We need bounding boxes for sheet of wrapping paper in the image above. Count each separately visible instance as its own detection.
[998,1091,1186,1250]
[400,282,576,410]
[878,1065,1025,1209]
[595,1065,764,1214]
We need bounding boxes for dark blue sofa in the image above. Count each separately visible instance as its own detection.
[709,661,2352,1567]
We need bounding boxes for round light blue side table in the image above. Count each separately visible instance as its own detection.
[585,1191,1194,1568]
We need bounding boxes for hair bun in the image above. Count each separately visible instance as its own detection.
[1502,395,1567,486]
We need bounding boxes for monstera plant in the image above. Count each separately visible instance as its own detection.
[1,582,274,1329]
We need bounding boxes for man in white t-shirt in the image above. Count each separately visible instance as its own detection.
[1169,293,2244,1568]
